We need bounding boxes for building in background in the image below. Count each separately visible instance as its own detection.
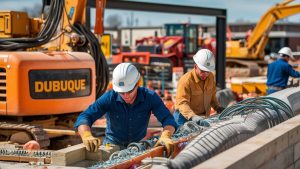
[105,22,300,54]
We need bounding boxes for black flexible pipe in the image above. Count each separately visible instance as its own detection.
[72,22,109,98]
[167,97,293,169]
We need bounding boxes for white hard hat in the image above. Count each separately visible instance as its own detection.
[112,63,140,92]
[278,47,294,60]
[193,49,215,72]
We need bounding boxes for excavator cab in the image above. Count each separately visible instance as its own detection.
[165,23,199,56]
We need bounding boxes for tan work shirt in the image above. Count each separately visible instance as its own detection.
[175,69,219,120]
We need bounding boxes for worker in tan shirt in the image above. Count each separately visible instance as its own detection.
[174,49,224,126]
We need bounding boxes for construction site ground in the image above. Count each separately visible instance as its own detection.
[0,160,87,169]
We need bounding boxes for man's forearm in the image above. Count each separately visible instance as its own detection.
[163,125,175,135]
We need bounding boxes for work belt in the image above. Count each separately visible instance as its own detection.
[267,86,285,90]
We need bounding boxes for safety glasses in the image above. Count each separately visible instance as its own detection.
[199,69,210,76]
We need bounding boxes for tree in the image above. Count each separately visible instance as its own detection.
[21,3,42,17]
[106,14,122,28]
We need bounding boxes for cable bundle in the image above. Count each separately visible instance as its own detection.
[0,0,63,50]
[72,22,109,98]
[0,0,109,97]
[218,97,294,121]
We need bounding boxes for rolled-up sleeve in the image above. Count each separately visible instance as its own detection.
[74,93,108,130]
[151,93,177,129]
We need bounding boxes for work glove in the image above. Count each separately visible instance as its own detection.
[216,107,225,114]
[154,130,174,157]
[81,131,101,152]
[191,115,210,127]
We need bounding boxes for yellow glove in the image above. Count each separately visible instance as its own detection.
[154,130,174,157]
[81,131,101,152]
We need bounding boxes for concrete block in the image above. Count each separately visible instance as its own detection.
[285,164,294,169]
[85,151,102,161]
[228,136,288,169]
[96,144,120,161]
[51,143,120,165]
[295,158,300,169]
[294,141,300,162]
[193,143,258,169]
[289,127,300,146]
[51,144,86,166]
[288,124,300,146]
[257,146,293,169]
[195,119,292,169]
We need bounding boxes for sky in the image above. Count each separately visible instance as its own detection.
[106,0,300,26]
[1,0,300,26]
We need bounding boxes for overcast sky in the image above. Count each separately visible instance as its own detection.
[1,0,300,26]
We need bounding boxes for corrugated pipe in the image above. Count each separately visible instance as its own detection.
[145,96,294,169]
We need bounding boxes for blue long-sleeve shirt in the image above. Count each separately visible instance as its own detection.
[267,58,300,88]
[74,87,177,146]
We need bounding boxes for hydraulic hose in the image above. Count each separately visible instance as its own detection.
[72,22,109,98]
[0,0,109,97]
[0,0,63,50]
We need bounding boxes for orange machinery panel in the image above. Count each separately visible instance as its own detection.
[0,51,96,116]
[0,11,30,38]
[112,52,150,65]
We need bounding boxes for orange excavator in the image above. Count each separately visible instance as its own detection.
[0,0,108,149]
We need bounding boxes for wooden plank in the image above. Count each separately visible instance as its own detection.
[44,128,77,136]
[0,155,50,164]
[19,156,39,163]
[0,156,21,162]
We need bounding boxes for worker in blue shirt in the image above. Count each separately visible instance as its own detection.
[74,63,176,156]
[267,47,300,95]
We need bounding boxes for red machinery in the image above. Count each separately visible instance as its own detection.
[112,23,198,68]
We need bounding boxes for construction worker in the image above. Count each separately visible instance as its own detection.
[74,63,176,156]
[267,47,300,95]
[174,49,224,126]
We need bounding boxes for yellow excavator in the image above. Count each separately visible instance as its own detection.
[226,0,300,77]
[0,0,108,149]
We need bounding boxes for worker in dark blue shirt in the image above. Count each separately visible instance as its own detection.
[267,47,300,95]
[74,63,176,156]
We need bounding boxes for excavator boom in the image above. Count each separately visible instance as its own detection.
[226,0,300,60]
[247,0,300,53]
